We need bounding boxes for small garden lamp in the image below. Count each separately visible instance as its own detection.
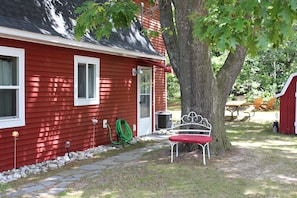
[65,141,70,156]
[91,118,98,147]
[12,131,19,169]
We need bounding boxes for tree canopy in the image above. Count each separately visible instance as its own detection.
[75,0,297,55]
[191,0,297,55]
[74,0,139,40]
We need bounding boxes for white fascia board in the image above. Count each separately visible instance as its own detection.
[274,72,297,98]
[0,26,165,61]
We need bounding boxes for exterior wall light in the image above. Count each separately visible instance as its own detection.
[132,67,143,76]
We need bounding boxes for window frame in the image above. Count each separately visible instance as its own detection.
[0,46,25,129]
[74,55,100,106]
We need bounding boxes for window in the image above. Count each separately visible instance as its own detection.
[74,55,99,106]
[0,46,25,129]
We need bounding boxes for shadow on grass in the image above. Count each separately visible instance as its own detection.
[70,118,297,197]
[227,121,297,149]
[4,118,297,197]
[74,145,297,198]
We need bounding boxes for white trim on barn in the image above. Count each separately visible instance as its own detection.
[274,72,297,98]
[0,26,165,61]
[295,81,297,134]
[275,72,297,135]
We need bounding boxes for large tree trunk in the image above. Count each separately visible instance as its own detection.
[160,0,247,155]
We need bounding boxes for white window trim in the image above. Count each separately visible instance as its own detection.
[74,55,100,106]
[0,46,25,129]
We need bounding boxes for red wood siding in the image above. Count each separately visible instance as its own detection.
[0,38,140,171]
[134,0,165,55]
[154,66,166,111]
[279,78,296,134]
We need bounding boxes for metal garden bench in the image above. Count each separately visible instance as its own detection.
[168,111,212,165]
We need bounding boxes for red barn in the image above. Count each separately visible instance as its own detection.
[0,0,169,171]
[275,73,297,135]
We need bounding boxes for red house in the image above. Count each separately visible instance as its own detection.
[0,0,168,171]
[274,73,297,135]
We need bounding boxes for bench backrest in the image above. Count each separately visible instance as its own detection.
[171,111,212,136]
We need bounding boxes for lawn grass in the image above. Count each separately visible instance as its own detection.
[2,107,296,197]
[62,119,297,198]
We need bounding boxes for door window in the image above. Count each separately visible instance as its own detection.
[139,70,151,118]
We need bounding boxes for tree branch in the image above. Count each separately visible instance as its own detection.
[159,0,180,77]
[217,45,247,99]
[285,51,296,69]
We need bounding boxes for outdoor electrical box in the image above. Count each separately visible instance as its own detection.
[103,119,107,128]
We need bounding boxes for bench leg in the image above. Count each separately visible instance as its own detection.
[170,142,174,163]
[169,141,178,163]
[244,112,251,120]
[202,144,206,165]
[207,143,210,159]
[244,109,255,120]
[198,143,210,165]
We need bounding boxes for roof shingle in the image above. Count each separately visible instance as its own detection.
[0,0,161,56]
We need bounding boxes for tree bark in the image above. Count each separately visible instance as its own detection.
[160,0,247,155]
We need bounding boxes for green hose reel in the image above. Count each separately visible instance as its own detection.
[108,119,133,145]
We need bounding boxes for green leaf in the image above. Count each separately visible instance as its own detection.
[279,22,293,39]
[229,37,238,50]
[278,4,293,22]
[241,0,258,13]
[256,32,270,49]
[217,36,227,50]
[289,0,297,10]
[233,18,245,33]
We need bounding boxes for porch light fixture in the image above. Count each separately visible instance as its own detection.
[132,68,143,76]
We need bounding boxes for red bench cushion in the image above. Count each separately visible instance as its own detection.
[169,134,212,144]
